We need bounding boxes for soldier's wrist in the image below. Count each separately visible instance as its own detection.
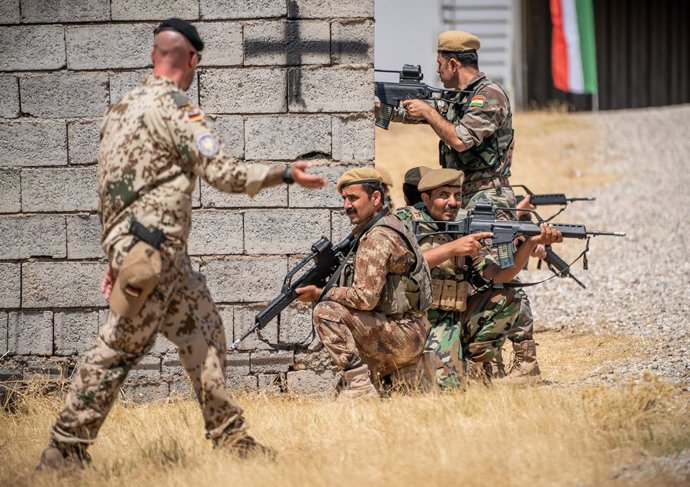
[282,165,294,185]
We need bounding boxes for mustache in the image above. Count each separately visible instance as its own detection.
[345,208,357,216]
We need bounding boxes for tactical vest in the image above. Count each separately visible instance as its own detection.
[402,207,470,313]
[439,77,514,175]
[339,214,432,317]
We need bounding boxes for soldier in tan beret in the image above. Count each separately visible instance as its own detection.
[402,165,433,206]
[395,169,562,386]
[387,30,516,217]
[375,166,395,211]
[296,168,434,399]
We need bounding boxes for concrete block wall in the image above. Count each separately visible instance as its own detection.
[0,0,375,400]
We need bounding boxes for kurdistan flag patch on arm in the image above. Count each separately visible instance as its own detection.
[469,95,485,108]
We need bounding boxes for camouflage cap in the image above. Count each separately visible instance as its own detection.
[336,168,383,192]
[375,167,394,187]
[154,18,204,51]
[403,166,433,187]
[437,31,480,53]
[418,168,464,192]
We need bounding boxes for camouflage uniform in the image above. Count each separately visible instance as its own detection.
[396,205,519,388]
[50,75,270,452]
[314,213,432,385]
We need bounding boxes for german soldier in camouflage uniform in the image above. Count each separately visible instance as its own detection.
[395,169,562,387]
[295,168,433,400]
[38,18,327,470]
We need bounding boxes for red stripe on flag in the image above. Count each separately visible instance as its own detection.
[550,0,569,92]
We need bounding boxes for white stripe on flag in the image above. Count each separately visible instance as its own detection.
[562,0,584,93]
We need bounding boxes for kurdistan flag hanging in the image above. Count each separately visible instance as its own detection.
[550,0,598,94]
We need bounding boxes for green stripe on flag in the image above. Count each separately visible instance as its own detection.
[575,0,598,93]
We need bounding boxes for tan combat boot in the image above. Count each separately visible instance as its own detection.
[37,440,92,471]
[500,339,541,385]
[336,364,379,402]
[214,430,277,460]
[389,352,437,393]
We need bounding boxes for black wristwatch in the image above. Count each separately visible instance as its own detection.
[282,165,294,184]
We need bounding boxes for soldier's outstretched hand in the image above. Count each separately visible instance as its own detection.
[292,161,329,189]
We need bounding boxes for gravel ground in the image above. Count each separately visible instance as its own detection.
[520,104,690,389]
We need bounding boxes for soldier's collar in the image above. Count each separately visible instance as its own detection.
[145,74,179,89]
[463,72,487,91]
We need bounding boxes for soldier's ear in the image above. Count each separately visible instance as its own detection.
[421,192,430,205]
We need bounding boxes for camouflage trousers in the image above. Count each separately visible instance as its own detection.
[313,301,430,377]
[51,243,245,449]
[508,290,534,343]
[425,288,519,388]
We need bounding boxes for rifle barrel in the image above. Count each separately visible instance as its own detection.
[567,196,597,202]
[590,231,626,237]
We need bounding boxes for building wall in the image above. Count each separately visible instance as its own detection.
[0,0,375,401]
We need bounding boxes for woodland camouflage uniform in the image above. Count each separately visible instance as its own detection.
[46,74,272,464]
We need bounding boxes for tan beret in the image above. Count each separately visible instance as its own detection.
[437,31,480,53]
[336,167,383,192]
[375,167,393,187]
[403,166,432,187]
[418,168,464,192]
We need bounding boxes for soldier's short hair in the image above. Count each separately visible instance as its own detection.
[441,51,478,70]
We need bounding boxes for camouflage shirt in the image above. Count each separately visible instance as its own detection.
[325,225,416,311]
[98,75,269,257]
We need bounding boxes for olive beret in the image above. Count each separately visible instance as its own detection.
[418,168,464,192]
[437,31,480,53]
[154,18,204,51]
[336,168,383,192]
[376,167,394,187]
[403,166,432,187]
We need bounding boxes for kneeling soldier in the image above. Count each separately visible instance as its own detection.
[396,169,562,387]
[296,168,433,399]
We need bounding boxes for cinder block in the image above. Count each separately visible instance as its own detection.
[0,75,19,118]
[250,350,294,373]
[0,26,65,71]
[258,373,283,392]
[203,257,286,302]
[0,215,66,259]
[21,0,109,22]
[226,352,250,374]
[188,210,244,255]
[0,263,20,308]
[288,164,349,208]
[22,261,106,308]
[110,70,199,105]
[201,0,286,19]
[0,0,19,24]
[67,214,102,259]
[22,167,98,212]
[244,21,330,66]
[0,120,66,167]
[200,180,288,208]
[289,67,373,113]
[129,355,161,379]
[66,24,152,70]
[0,313,7,353]
[98,309,110,329]
[286,369,338,395]
[196,22,243,67]
[161,355,186,377]
[291,0,373,18]
[230,374,258,391]
[20,73,109,118]
[279,301,315,345]
[244,115,331,160]
[54,311,99,356]
[332,116,375,161]
[331,21,374,65]
[0,169,20,213]
[8,311,53,356]
[67,120,100,165]
[232,305,278,351]
[200,69,286,114]
[209,115,244,159]
[331,210,353,242]
[111,0,198,20]
[244,209,330,254]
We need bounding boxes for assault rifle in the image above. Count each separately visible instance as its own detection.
[412,202,625,270]
[229,234,355,351]
[512,184,595,206]
[375,64,469,129]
